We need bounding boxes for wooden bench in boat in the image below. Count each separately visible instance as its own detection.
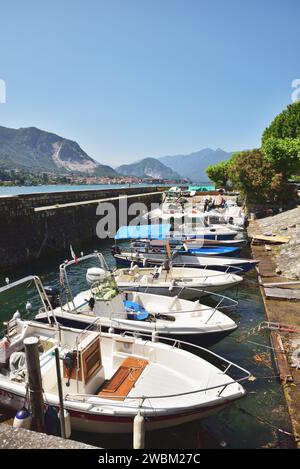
[98,356,148,401]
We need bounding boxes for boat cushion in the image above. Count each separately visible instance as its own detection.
[98,356,148,401]
[123,300,149,321]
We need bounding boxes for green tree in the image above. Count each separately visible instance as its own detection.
[262,136,300,176]
[262,102,300,177]
[228,149,292,204]
[206,161,229,187]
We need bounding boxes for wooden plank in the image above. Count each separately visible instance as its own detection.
[98,356,148,401]
[263,281,300,288]
[264,288,300,301]
[270,331,293,383]
[252,234,290,244]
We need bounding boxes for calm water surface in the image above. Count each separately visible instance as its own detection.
[0,240,292,449]
[0,181,212,196]
[0,184,154,196]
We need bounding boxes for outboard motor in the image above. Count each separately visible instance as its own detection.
[111,244,121,255]
[43,286,60,309]
[86,267,109,284]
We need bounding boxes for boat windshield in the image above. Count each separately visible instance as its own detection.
[91,274,120,301]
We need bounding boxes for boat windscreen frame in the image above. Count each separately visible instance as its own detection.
[0,275,58,327]
[59,252,116,313]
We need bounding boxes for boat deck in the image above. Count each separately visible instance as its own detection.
[98,357,148,401]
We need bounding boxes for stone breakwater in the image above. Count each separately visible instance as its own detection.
[248,207,300,279]
[0,187,162,272]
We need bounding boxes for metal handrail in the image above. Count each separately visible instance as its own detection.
[117,253,244,276]
[64,332,250,404]
[120,266,241,281]
[0,275,58,328]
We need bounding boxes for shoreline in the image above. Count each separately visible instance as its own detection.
[248,211,300,447]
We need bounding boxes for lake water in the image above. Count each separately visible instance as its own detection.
[0,182,213,196]
[0,239,292,449]
[0,183,157,196]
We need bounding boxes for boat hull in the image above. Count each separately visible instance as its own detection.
[0,386,234,433]
[114,254,257,273]
[35,314,236,347]
[127,246,241,256]
[186,247,240,256]
[185,233,236,241]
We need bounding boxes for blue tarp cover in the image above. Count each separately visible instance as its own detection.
[115,224,171,240]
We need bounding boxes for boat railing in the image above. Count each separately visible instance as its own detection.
[96,290,238,330]
[59,251,112,314]
[0,275,60,332]
[177,262,243,275]
[64,333,251,405]
[149,268,239,284]
[120,252,244,276]
[204,293,236,324]
[165,268,241,283]
[123,282,240,301]
[74,316,102,343]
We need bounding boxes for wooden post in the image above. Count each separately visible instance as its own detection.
[54,347,66,438]
[23,337,45,432]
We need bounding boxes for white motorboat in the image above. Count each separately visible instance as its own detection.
[175,223,239,241]
[112,265,242,299]
[113,250,259,274]
[145,200,246,231]
[35,256,238,345]
[115,223,238,241]
[125,239,241,256]
[0,315,249,434]
[72,252,243,300]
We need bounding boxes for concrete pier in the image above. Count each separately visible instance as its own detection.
[0,423,98,449]
[0,187,162,271]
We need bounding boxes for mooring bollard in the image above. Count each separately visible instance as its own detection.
[23,336,45,432]
[133,410,145,449]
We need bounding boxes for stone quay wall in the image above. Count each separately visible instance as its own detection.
[0,187,162,271]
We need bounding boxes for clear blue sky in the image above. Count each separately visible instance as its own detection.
[0,0,299,166]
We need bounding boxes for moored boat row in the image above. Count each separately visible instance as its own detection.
[0,191,254,436]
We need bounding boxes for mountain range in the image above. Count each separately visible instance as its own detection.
[0,126,117,176]
[115,157,181,180]
[0,125,232,181]
[158,148,232,181]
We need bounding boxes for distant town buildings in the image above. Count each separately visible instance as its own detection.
[67,175,188,185]
[0,167,188,187]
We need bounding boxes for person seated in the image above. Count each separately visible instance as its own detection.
[214,189,225,208]
[204,196,214,211]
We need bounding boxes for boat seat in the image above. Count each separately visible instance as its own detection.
[98,356,148,401]
[129,265,140,276]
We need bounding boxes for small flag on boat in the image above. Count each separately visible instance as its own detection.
[70,245,78,264]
